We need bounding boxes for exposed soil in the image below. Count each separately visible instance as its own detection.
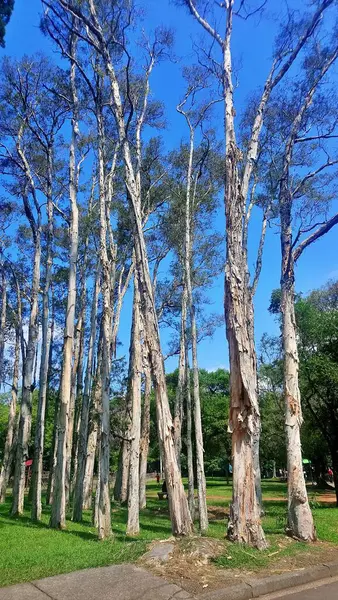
[140,537,338,596]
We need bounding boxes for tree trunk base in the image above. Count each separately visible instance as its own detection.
[286,503,317,542]
[227,517,268,550]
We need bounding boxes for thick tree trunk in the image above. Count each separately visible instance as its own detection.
[50,32,79,529]
[0,314,20,503]
[31,159,53,521]
[139,355,151,509]
[126,274,142,535]
[73,269,100,521]
[224,148,266,548]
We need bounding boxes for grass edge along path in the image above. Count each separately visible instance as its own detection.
[1,479,337,588]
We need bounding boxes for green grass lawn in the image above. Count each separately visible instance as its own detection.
[0,478,337,588]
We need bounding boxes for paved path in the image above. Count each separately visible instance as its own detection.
[261,577,338,599]
[285,580,338,599]
[0,565,192,600]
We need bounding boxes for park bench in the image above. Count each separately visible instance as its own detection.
[157,492,168,500]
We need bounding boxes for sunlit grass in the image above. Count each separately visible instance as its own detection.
[0,478,337,587]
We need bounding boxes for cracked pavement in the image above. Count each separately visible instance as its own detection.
[0,564,193,600]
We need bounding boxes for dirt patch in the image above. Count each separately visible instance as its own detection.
[140,537,338,596]
[207,505,229,521]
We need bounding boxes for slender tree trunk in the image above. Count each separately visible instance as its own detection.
[46,394,59,506]
[31,154,53,521]
[66,275,85,505]
[11,249,41,515]
[139,354,151,509]
[73,269,100,521]
[185,356,195,521]
[83,328,103,510]
[173,287,187,473]
[126,274,142,536]
[331,450,338,508]
[115,438,130,503]
[0,268,7,387]
[281,275,316,540]
[50,31,79,528]
[93,422,101,528]
[0,312,20,502]
[86,11,192,533]
[183,128,208,532]
[272,460,277,479]
[96,109,113,540]
[11,182,41,518]
[279,168,315,541]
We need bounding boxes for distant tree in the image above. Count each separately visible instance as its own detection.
[0,0,14,47]
[296,283,338,506]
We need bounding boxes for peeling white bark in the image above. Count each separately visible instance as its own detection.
[126,274,142,536]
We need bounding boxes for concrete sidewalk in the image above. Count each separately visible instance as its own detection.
[0,564,193,600]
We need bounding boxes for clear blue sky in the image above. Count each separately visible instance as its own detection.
[2,0,338,373]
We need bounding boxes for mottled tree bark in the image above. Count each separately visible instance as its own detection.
[0,268,7,386]
[83,329,103,510]
[61,0,192,536]
[185,357,195,522]
[0,292,21,503]
[50,29,79,528]
[139,354,151,509]
[12,138,42,517]
[31,150,53,521]
[126,274,142,535]
[73,268,100,521]
[173,287,187,473]
[280,193,316,541]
